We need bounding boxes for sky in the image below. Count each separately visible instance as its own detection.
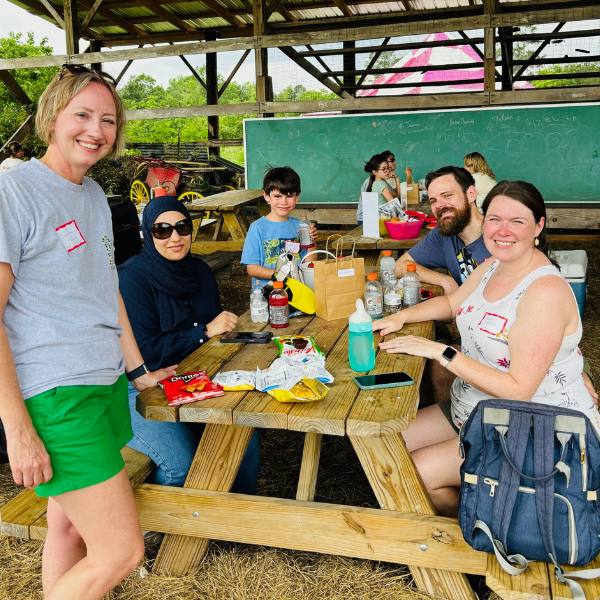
[0,0,322,91]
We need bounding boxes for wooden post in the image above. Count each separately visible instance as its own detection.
[253,0,273,118]
[89,40,102,72]
[63,0,80,56]
[498,26,514,91]
[483,0,496,94]
[206,30,220,157]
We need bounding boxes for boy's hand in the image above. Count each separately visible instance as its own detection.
[309,222,318,243]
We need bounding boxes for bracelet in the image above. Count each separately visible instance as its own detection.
[126,363,149,381]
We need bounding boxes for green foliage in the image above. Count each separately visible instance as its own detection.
[532,62,600,88]
[0,33,57,145]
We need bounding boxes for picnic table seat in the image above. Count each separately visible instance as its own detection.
[0,447,152,541]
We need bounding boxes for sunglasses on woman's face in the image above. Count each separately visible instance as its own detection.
[59,63,118,87]
[151,219,193,240]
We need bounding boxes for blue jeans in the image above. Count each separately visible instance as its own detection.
[127,382,259,492]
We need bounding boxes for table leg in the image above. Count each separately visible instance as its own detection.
[153,423,254,575]
[296,432,322,502]
[222,211,247,241]
[350,433,476,600]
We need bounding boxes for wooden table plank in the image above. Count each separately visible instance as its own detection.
[485,556,551,600]
[549,555,600,600]
[296,432,322,502]
[188,188,262,212]
[346,320,435,437]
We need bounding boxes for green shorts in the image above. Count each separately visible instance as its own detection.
[25,375,133,498]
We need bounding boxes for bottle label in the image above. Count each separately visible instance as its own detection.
[298,222,312,248]
[381,270,396,285]
[403,287,420,306]
[251,305,269,323]
[269,304,289,326]
[384,291,401,313]
[365,294,383,317]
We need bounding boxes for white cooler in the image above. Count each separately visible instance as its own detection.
[552,250,588,318]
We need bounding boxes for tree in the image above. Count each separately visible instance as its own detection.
[0,33,57,144]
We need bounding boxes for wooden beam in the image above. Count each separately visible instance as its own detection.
[0,115,35,156]
[36,0,64,28]
[79,0,150,38]
[63,0,80,55]
[115,58,133,85]
[138,0,196,33]
[202,0,245,28]
[513,22,564,81]
[355,37,390,88]
[218,49,251,98]
[179,55,206,88]
[80,0,103,32]
[0,71,32,105]
[494,6,600,28]
[126,103,259,121]
[253,0,272,113]
[331,0,354,18]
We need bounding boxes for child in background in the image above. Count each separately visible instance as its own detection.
[242,166,317,288]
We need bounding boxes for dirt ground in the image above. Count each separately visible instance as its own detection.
[1,238,599,600]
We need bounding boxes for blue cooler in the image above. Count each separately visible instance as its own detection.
[553,250,587,318]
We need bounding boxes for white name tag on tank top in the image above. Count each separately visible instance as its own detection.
[55,220,87,253]
[478,312,508,336]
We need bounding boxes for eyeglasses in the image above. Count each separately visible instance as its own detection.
[151,219,193,240]
[377,167,390,173]
[59,63,117,87]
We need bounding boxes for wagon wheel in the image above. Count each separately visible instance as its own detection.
[221,184,236,192]
[178,190,204,205]
[130,179,150,205]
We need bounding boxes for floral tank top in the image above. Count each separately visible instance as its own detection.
[450,260,600,434]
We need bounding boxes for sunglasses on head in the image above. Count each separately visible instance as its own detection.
[59,63,117,87]
[151,219,193,240]
[387,156,396,161]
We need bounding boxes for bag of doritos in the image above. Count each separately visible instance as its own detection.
[159,371,224,406]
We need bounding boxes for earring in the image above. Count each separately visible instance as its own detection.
[534,238,540,247]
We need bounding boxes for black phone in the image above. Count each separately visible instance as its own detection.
[353,371,414,390]
[220,331,273,344]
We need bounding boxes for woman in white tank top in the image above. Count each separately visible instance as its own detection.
[373,179,599,516]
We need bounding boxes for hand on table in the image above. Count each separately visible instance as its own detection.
[133,364,178,392]
[207,311,238,338]
[7,424,52,488]
[379,335,446,361]
[372,312,407,337]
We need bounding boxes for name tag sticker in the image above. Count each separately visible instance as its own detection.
[55,220,86,253]
[285,240,300,254]
[478,312,508,336]
[337,268,355,278]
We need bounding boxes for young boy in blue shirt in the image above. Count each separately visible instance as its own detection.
[241,166,316,288]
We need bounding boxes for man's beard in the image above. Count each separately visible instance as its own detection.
[436,202,471,237]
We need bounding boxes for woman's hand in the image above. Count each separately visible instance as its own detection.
[7,424,52,488]
[372,312,406,336]
[379,335,446,361]
[206,311,238,338]
[133,364,178,392]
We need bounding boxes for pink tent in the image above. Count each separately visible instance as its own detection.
[358,32,532,96]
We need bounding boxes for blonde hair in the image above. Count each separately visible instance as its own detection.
[464,151,496,179]
[35,68,126,159]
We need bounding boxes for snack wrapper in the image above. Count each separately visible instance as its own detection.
[267,378,329,403]
[273,335,324,363]
[159,371,224,406]
[212,370,256,391]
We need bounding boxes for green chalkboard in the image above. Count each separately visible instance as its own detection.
[244,104,600,204]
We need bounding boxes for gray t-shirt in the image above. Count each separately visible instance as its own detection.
[0,158,124,399]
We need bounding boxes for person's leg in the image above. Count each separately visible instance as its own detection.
[402,403,457,452]
[44,468,144,600]
[411,437,463,516]
[127,382,201,486]
[231,430,260,494]
[42,497,87,593]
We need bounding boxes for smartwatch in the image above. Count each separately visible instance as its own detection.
[126,363,149,381]
[440,346,458,368]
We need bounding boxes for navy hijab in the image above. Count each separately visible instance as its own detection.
[119,196,201,329]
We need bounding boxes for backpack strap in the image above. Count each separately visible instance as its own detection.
[553,564,600,600]
[492,410,531,549]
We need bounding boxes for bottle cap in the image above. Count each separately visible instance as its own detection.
[273,280,284,289]
[382,250,392,256]
[407,262,417,272]
[367,272,378,281]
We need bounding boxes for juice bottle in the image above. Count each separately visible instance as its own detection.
[268,281,289,328]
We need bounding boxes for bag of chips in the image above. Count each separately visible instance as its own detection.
[159,371,224,406]
[212,370,256,391]
[273,335,324,363]
[267,378,329,403]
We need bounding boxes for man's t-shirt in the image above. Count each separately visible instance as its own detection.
[241,216,301,287]
[409,228,489,285]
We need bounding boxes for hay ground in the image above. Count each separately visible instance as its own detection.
[1,239,598,600]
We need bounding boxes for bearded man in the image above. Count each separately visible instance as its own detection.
[394,166,487,295]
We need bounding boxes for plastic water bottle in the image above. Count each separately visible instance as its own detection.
[384,279,403,315]
[403,262,421,307]
[298,217,314,250]
[348,299,376,372]
[250,287,269,323]
[379,250,396,287]
[364,272,383,319]
[268,280,289,328]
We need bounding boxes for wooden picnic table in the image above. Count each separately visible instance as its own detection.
[188,188,264,254]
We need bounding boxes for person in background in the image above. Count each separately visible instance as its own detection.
[356,153,398,223]
[242,166,316,289]
[0,65,174,600]
[375,180,600,516]
[463,151,497,209]
[0,141,26,172]
[118,196,259,491]
[382,150,401,198]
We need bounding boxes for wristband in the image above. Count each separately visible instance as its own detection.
[440,346,458,368]
[126,363,149,381]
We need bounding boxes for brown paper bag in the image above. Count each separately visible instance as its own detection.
[313,236,365,321]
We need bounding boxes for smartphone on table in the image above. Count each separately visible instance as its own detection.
[353,371,414,390]
[220,331,273,344]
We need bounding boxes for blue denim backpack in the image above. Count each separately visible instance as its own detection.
[458,398,600,599]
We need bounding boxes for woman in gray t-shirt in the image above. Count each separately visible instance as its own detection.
[0,67,174,600]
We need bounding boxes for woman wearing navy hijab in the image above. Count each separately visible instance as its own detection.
[119,197,259,489]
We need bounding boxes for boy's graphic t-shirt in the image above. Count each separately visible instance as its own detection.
[241,216,301,287]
